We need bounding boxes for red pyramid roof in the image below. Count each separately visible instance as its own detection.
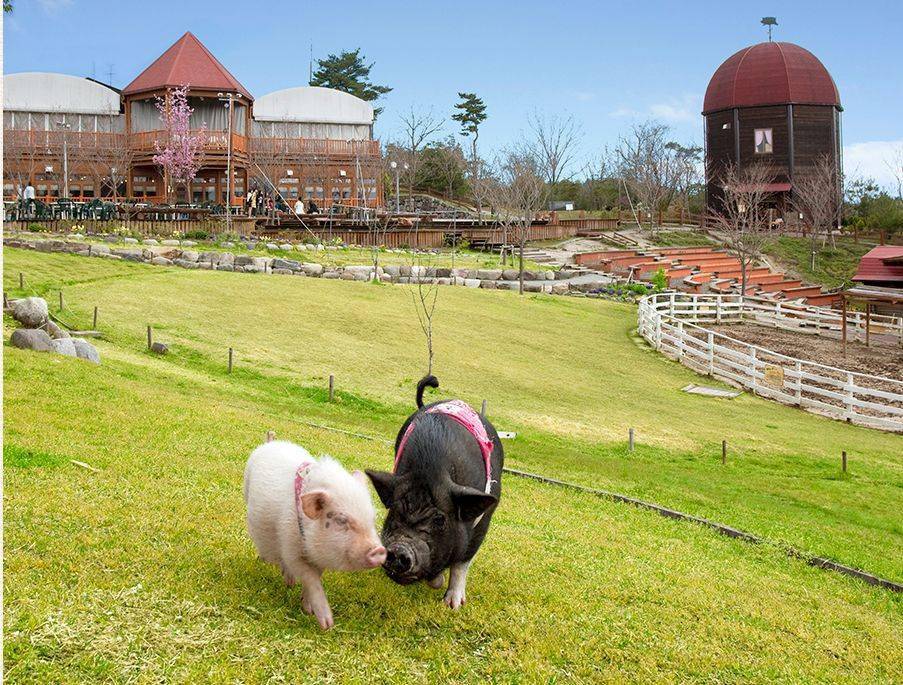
[123,32,252,99]
[703,42,839,114]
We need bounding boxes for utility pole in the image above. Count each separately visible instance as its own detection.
[55,120,72,199]
[218,92,244,234]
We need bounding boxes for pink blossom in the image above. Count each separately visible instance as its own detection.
[153,85,207,188]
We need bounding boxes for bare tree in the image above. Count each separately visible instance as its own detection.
[408,252,440,374]
[665,141,703,218]
[706,162,777,295]
[528,111,582,187]
[398,107,444,199]
[613,121,683,231]
[433,136,466,199]
[493,147,548,294]
[885,144,903,200]
[792,154,841,264]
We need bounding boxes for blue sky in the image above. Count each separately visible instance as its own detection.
[4,0,902,187]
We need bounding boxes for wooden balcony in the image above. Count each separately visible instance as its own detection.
[3,129,126,150]
[129,130,248,155]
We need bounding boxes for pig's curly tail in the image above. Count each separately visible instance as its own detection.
[416,375,439,408]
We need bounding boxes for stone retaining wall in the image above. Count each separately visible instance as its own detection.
[4,235,575,295]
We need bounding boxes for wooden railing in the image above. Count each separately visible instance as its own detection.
[638,293,903,432]
[3,129,125,150]
[249,137,380,157]
[129,129,249,154]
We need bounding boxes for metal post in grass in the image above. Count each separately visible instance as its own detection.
[481,399,487,416]
[842,451,847,473]
[147,325,152,350]
[93,306,98,330]
[722,440,727,464]
[19,272,24,289]
[59,290,64,312]
[228,347,234,373]
[328,374,335,402]
[628,428,635,452]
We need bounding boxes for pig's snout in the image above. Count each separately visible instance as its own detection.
[365,545,387,569]
[385,544,415,577]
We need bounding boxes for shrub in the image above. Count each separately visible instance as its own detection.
[26,223,47,233]
[651,268,668,292]
[183,230,210,240]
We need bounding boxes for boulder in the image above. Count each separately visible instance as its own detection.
[551,282,570,295]
[234,255,254,266]
[123,237,139,244]
[265,243,279,250]
[502,269,520,281]
[340,271,356,281]
[464,279,481,288]
[197,261,213,270]
[215,264,234,272]
[383,265,400,277]
[143,238,159,245]
[476,269,502,281]
[221,241,235,248]
[301,263,324,276]
[545,270,555,281]
[252,257,270,271]
[218,252,235,265]
[315,244,325,251]
[524,282,544,293]
[481,280,499,289]
[197,251,222,263]
[321,271,340,279]
[273,268,293,275]
[89,243,111,255]
[161,239,180,246]
[100,253,123,260]
[150,342,168,355]
[180,240,197,247]
[435,268,452,278]
[71,338,100,364]
[44,320,70,339]
[279,243,293,251]
[173,259,199,269]
[295,244,308,251]
[50,337,78,357]
[272,258,301,271]
[113,248,144,261]
[242,264,262,273]
[437,278,452,286]
[10,297,49,327]
[399,265,412,277]
[10,328,53,352]
[180,250,199,262]
[453,276,465,286]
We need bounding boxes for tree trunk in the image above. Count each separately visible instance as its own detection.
[518,241,525,295]
[740,257,747,297]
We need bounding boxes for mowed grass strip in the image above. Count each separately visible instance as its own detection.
[3,348,902,683]
[4,248,901,581]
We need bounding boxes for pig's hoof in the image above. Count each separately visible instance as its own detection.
[315,607,334,630]
[427,573,445,590]
[301,595,314,615]
[443,588,466,610]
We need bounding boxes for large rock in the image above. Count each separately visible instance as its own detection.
[10,297,49,327]
[10,328,54,352]
[180,250,199,262]
[161,239,180,246]
[464,278,481,288]
[173,259,199,269]
[50,337,78,357]
[89,244,111,255]
[383,265,400,277]
[123,237,139,244]
[301,263,324,276]
[265,243,279,251]
[502,269,520,281]
[295,244,308,251]
[71,338,100,364]
[113,248,144,261]
[279,243,293,251]
[252,257,270,271]
[215,264,234,272]
[150,342,168,355]
[151,257,173,266]
[272,257,301,271]
[143,238,159,245]
[44,320,70,339]
[551,282,570,295]
[234,255,254,267]
[476,269,502,281]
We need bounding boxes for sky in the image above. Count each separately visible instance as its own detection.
[3,0,902,188]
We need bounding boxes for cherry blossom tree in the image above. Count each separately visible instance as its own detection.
[153,85,206,202]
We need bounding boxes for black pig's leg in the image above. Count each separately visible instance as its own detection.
[443,559,472,609]
[426,571,446,589]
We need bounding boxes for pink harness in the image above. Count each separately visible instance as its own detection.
[395,400,495,504]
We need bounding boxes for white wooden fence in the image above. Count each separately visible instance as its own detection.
[638,293,903,432]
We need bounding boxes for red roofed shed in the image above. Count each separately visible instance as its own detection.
[853,246,903,287]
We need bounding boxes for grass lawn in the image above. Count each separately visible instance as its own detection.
[764,236,873,288]
[643,230,717,247]
[4,248,902,682]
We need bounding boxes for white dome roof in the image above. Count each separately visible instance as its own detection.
[253,86,373,125]
[3,72,121,114]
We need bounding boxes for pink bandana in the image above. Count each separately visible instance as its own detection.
[395,400,494,494]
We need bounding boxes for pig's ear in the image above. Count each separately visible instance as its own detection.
[449,484,498,522]
[365,470,396,508]
[351,469,367,486]
[300,490,330,519]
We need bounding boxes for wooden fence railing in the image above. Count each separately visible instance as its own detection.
[638,293,903,432]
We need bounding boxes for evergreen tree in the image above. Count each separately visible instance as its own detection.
[310,49,392,117]
[452,93,488,214]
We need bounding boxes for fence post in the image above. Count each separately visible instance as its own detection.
[669,291,676,318]
[228,347,234,373]
[716,295,722,323]
[628,428,635,452]
[93,306,98,330]
[59,290,64,311]
[328,374,335,402]
[481,399,487,415]
[750,348,758,394]
[677,321,684,360]
[147,325,152,350]
[774,301,781,328]
[691,294,698,321]
[794,360,803,406]
[655,312,662,350]
[707,332,715,375]
[19,272,24,289]
[721,440,727,465]
[842,450,847,473]
[844,373,855,422]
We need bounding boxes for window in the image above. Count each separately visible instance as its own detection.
[722,122,731,130]
[754,128,773,154]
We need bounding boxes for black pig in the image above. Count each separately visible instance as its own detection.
[366,375,503,608]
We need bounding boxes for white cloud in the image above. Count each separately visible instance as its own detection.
[36,0,72,14]
[843,140,902,191]
[609,94,700,125]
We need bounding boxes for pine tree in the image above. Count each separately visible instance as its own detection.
[452,93,488,215]
[310,49,392,117]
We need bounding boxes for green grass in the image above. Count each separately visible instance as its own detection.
[4,248,902,682]
[645,230,718,247]
[765,236,873,288]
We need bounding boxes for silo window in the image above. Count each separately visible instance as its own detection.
[754,128,773,154]
[722,122,731,130]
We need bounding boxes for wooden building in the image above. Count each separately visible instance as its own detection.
[703,41,842,217]
[3,32,382,208]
